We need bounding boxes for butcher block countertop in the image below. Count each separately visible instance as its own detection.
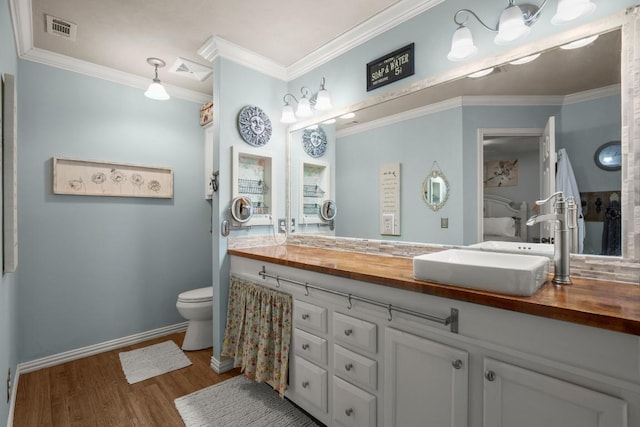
[229,245,640,336]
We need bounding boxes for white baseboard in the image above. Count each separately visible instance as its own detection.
[210,355,234,374]
[17,322,188,375]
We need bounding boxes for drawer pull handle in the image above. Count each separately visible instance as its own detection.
[302,343,310,350]
[301,313,310,320]
[485,370,496,382]
[302,381,310,388]
[452,359,463,370]
[345,408,354,417]
[345,363,354,371]
[344,328,353,336]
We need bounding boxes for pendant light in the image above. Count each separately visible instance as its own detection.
[144,58,170,101]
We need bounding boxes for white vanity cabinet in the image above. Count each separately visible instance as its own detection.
[230,256,639,427]
[384,327,468,427]
[483,358,627,427]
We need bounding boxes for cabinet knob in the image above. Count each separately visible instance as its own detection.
[345,408,354,417]
[302,381,310,388]
[301,313,310,320]
[344,328,353,336]
[485,370,496,382]
[345,363,354,371]
[452,359,463,370]
[302,343,310,350]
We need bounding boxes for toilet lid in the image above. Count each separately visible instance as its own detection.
[178,286,213,303]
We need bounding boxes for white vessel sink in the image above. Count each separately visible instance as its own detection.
[467,241,554,258]
[413,249,550,296]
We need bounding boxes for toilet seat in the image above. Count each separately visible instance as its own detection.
[178,287,213,304]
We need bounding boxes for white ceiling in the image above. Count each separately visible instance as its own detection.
[29,0,401,96]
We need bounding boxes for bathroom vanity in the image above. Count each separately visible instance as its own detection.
[229,245,640,427]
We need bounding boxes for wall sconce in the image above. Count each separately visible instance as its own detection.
[144,57,170,100]
[447,0,596,62]
[280,77,332,124]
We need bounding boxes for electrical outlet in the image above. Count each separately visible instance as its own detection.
[6,368,11,404]
[441,217,449,228]
[290,218,296,233]
[278,218,286,233]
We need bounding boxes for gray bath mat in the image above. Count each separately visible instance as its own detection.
[119,340,192,384]
[175,375,319,427]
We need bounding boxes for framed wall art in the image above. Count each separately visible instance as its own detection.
[53,157,174,198]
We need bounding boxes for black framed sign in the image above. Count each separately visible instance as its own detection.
[366,43,415,92]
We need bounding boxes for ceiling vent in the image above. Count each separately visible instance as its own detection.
[45,15,77,41]
[169,57,212,82]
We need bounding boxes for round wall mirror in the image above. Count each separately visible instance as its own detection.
[230,196,254,223]
[422,170,449,211]
[320,200,337,221]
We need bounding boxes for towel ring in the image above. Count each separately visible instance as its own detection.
[304,283,310,296]
[347,294,353,310]
[387,304,393,321]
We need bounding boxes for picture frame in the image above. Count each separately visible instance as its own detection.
[52,157,174,198]
[484,159,519,188]
[2,73,18,273]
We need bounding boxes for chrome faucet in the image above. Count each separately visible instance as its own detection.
[526,191,576,285]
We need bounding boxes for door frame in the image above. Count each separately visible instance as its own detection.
[476,127,544,243]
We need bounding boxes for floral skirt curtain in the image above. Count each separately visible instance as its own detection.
[221,276,292,396]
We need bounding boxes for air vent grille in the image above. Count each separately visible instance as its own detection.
[45,15,77,41]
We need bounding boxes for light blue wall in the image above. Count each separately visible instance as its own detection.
[0,0,18,422]
[336,107,464,244]
[16,61,211,361]
[211,57,287,361]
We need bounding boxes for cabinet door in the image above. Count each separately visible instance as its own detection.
[384,328,468,427]
[483,358,627,427]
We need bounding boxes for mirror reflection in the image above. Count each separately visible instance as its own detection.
[289,28,621,256]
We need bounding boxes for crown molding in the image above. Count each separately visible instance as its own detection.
[286,0,444,80]
[563,84,620,105]
[198,36,288,81]
[22,48,211,104]
[337,87,619,138]
[9,0,31,56]
[336,97,462,138]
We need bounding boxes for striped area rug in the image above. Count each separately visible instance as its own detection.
[175,375,319,427]
[119,341,192,384]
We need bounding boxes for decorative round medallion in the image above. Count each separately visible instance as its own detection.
[237,105,272,147]
[302,126,328,158]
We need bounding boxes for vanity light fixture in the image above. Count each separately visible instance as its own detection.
[447,0,596,61]
[468,67,495,78]
[280,77,332,123]
[509,53,541,64]
[559,34,599,49]
[144,57,170,101]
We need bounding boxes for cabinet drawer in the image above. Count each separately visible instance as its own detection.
[334,312,377,353]
[292,356,328,412]
[334,345,377,390]
[294,328,327,365]
[294,300,327,333]
[333,376,377,427]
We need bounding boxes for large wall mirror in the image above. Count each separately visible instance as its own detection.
[287,11,639,260]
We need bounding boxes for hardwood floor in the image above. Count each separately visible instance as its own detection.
[13,333,241,426]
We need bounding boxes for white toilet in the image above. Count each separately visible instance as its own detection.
[176,286,213,351]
